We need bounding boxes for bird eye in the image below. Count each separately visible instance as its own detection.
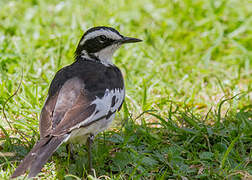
[97,35,107,43]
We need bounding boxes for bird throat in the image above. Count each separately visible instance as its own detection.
[80,44,120,66]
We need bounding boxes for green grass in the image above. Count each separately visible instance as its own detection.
[0,0,251,179]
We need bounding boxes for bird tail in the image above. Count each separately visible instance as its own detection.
[11,135,68,178]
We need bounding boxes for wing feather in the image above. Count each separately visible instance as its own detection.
[39,77,124,138]
[39,92,59,138]
[51,77,85,128]
[39,77,96,137]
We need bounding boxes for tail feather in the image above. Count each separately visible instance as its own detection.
[11,135,67,178]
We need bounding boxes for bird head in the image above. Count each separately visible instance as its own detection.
[75,26,142,65]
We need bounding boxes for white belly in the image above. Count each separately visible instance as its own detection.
[67,113,115,144]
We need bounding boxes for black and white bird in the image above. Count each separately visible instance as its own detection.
[11,26,141,178]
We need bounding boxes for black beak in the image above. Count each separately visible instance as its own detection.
[118,36,142,44]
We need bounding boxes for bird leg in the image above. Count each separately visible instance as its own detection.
[86,134,94,175]
[66,143,75,160]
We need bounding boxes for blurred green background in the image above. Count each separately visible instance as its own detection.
[0,0,251,179]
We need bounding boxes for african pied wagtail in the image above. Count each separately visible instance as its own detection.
[11,26,142,178]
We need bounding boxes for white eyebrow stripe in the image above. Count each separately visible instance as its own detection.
[80,29,122,45]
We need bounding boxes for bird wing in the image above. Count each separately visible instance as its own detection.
[12,77,98,178]
[39,92,58,138]
[39,77,95,137]
[39,76,124,138]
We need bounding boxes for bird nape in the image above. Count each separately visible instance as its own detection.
[11,26,142,178]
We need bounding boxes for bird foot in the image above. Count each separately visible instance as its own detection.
[66,144,75,160]
[87,134,94,175]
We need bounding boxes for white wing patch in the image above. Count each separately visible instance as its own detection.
[91,88,124,119]
[69,88,125,131]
